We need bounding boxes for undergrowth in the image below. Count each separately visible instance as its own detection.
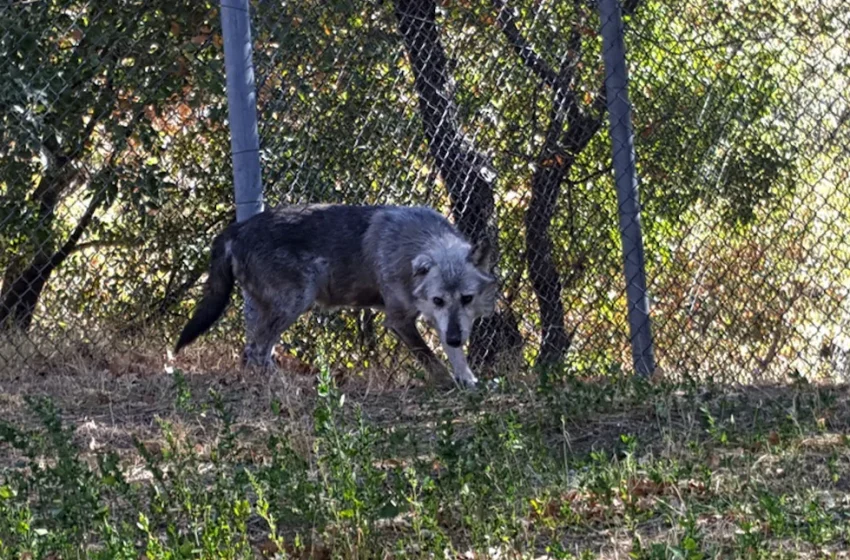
[1,362,849,559]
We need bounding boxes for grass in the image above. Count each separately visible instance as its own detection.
[1,346,850,559]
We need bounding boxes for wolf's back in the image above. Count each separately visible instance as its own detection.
[174,228,236,353]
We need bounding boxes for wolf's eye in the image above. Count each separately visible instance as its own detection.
[432,297,445,307]
[460,295,473,306]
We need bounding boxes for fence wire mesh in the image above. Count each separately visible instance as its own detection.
[1,0,848,384]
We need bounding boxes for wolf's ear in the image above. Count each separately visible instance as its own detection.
[468,237,493,270]
[412,254,433,278]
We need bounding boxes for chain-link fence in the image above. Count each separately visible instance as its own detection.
[1,0,848,384]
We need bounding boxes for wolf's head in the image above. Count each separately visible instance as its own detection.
[411,235,498,348]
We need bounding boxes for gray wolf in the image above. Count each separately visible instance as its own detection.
[174,204,498,388]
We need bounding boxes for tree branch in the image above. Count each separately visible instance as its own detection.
[49,177,112,269]
[568,164,613,186]
[623,0,642,17]
[491,0,558,87]
[70,239,143,255]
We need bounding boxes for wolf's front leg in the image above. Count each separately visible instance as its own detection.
[441,343,478,389]
[385,315,453,387]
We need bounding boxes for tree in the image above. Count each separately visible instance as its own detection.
[490,0,622,366]
[394,0,522,369]
[0,0,228,333]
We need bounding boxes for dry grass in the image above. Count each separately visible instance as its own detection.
[0,335,398,466]
[2,335,850,558]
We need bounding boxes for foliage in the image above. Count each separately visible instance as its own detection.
[0,0,232,336]
[0,0,848,382]
[1,371,850,557]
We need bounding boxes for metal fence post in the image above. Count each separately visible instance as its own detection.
[220,0,264,340]
[598,0,656,377]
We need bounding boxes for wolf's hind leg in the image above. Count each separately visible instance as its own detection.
[241,260,325,371]
[242,309,302,370]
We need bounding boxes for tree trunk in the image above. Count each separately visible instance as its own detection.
[394,0,496,241]
[525,107,601,367]
[0,134,76,332]
[526,160,572,366]
[1,178,109,332]
[492,0,612,368]
[1,59,131,333]
[394,0,523,370]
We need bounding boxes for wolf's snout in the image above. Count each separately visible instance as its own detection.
[446,318,462,347]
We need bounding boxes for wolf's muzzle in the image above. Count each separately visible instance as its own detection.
[446,317,462,347]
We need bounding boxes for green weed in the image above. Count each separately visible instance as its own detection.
[0,373,848,558]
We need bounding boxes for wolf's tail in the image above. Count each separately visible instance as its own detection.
[174,230,236,354]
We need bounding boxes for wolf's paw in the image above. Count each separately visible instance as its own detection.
[241,345,279,372]
[453,371,479,390]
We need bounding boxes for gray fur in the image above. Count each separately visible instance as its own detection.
[174,203,498,388]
